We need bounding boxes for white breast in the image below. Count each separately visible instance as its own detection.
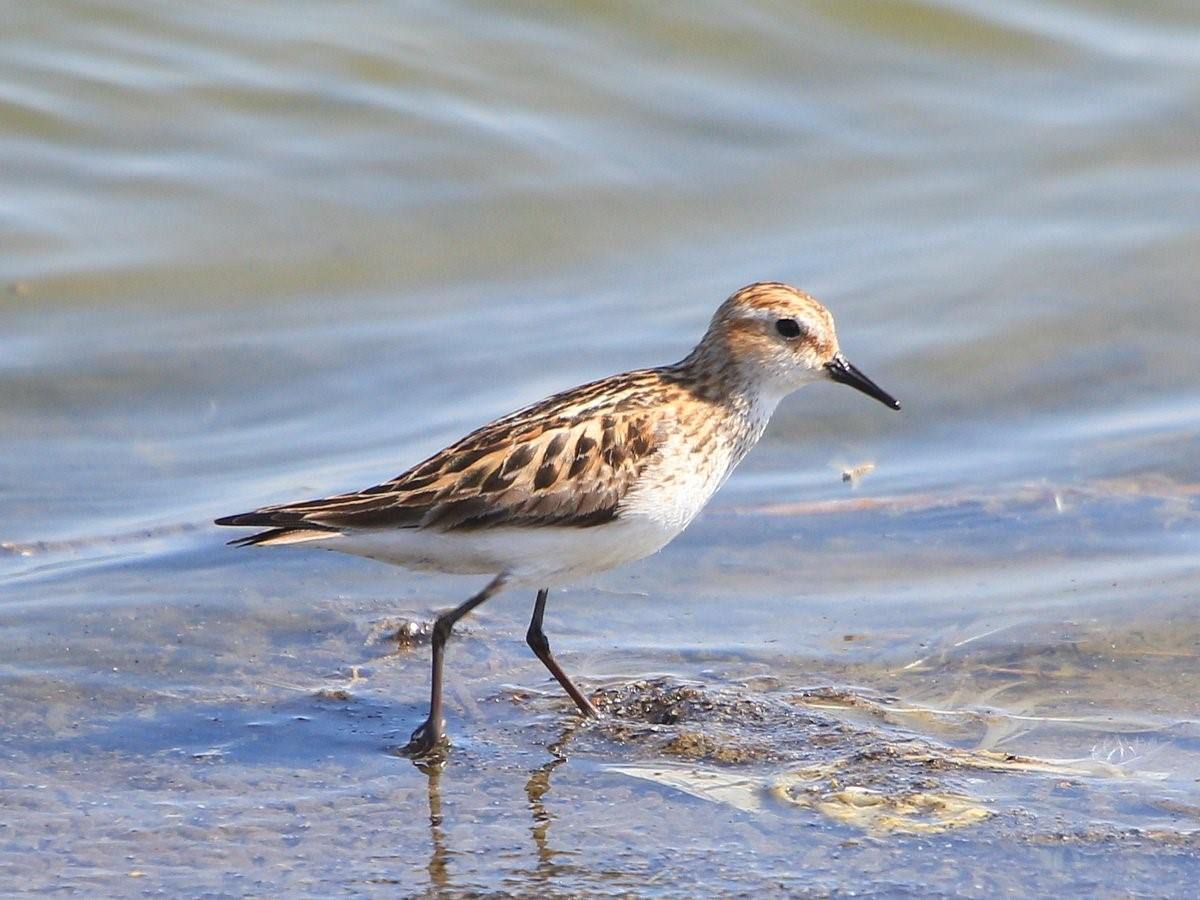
[618,389,777,535]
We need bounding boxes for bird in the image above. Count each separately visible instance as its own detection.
[215,282,900,756]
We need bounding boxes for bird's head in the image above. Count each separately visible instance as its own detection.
[697,282,900,409]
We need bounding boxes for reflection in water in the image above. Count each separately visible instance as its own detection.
[524,723,594,884]
[420,762,450,893]
[526,754,569,880]
[418,724,588,893]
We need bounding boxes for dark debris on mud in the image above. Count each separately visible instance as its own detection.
[576,678,843,766]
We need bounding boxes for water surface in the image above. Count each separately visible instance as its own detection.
[2,1,1199,894]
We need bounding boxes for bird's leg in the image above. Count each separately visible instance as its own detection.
[404,573,508,756]
[526,588,601,719]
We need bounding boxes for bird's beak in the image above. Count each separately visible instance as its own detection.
[825,353,900,410]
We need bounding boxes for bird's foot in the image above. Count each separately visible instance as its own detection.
[399,717,447,759]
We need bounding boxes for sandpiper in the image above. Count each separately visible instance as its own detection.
[216,282,899,756]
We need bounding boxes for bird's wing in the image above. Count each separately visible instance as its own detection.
[215,371,671,534]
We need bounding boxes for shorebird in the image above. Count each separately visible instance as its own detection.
[216,282,899,756]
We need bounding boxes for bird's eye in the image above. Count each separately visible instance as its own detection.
[775,318,803,338]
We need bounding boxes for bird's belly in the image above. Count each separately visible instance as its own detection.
[308,516,682,586]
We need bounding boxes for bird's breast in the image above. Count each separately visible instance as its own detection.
[619,411,763,533]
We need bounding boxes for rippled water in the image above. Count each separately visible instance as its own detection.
[2,1,1199,894]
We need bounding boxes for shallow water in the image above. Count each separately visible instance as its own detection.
[2,1,1199,894]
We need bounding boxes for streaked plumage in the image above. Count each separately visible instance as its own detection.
[218,369,673,538]
[216,282,900,757]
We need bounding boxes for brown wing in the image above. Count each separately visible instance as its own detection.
[216,371,669,535]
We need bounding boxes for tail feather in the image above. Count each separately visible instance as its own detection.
[216,509,340,547]
[227,526,339,548]
[215,511,306,528]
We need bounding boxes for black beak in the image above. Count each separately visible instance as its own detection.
[825,353,900,410]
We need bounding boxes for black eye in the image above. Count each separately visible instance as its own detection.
[775,318,802,338]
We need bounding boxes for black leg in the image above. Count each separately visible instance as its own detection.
[404,573,508,756]
[526,588,600,719]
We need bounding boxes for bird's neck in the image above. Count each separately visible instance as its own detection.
[668,347,784,444]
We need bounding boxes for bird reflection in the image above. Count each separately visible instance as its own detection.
[417,719,590,892]
[526,722,590,883]
[418,761,450,892]
[526,752,568,877]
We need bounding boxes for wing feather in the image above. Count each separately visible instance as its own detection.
[215,370,672,535]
